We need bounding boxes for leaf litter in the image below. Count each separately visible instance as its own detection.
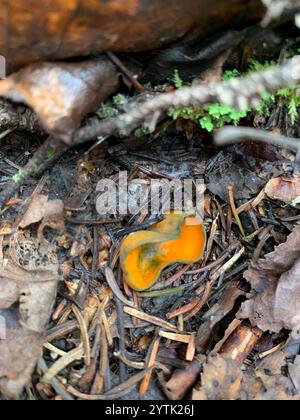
[0,231,59,398]
[0,4,300,401]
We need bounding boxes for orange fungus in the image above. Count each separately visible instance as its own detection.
[120,213,206,291]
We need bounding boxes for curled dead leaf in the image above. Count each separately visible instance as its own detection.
[0,58,119,144]
[239,223,300,333]
[19,195,65,234]
[265,174,300,206]
[19,195,49,228]
[243,223,300,293]
[240,259,300,333]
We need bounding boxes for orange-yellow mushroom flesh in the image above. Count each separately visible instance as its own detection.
[120,214,206,291]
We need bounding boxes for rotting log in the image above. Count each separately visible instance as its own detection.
[0,0,265,72]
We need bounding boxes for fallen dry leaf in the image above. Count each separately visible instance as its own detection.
[0,231,59,398]
[0,307,44,400]
[19,195,49,228]
[19,195,65,234]
[193,355,244,400]
[0,58,119,144]
[196,282,245,352]
[243,223,300,293]
[207,155,266,203]
[265,174,300,206]
[259,350,287,375]
[255,350,299,400]
[193,353,299,400]
[239,223,300,333]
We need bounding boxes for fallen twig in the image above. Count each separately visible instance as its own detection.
[0,136,67,209]
[106,52,145,93]
[73,57,300,143]
[67,370,148,400]
[72,305,91,367]
[228,185,245,236]
[140,337,160,396]
[38,358,74,401]
[215,126,300,174]
[215,126,300,151]
[105,267,134,306]
[124,306,179,332]
[42,345,84,384]
[1,58,300,210]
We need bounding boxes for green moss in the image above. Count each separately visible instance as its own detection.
[249,59,300,124]
[12,172,22,184]
[170,69,247,132]
[173,69,185,89]
[113,94,128,107]
[170,59,300,132]
[46,147,55,160]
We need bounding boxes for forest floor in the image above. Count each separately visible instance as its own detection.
[0,10,300,401]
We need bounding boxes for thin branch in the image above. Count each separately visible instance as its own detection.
[106,52,145,93]
[0,137,67,209]
[215,125,300,174]
[1,58,300,210]
[215,126,300,151]
[74,57,300,144]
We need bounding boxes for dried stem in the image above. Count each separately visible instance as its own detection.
[215,126,300,151]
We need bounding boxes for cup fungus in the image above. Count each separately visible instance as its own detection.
[120,213,206,291]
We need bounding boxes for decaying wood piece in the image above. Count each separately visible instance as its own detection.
[220,324,263,364]
[0,0,265,72]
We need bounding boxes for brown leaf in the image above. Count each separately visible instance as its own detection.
[239,223,300,333]
[0,231,59,398]
[288,356,300,394]
[255,351,298,400]
[193,355,244,400]
[259,350,287,376]
[196,282,245,352]
[240,259,300,333]
[0,58,119,144]
[243,223,300,293]
[0,307,44,400]
[240,143,283,162]
[19,195,48,228]
[19,195,65,233]
[265,174,300,206]
[207,155,266,203]
[0,231,59,332]
[193,353,299,400]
